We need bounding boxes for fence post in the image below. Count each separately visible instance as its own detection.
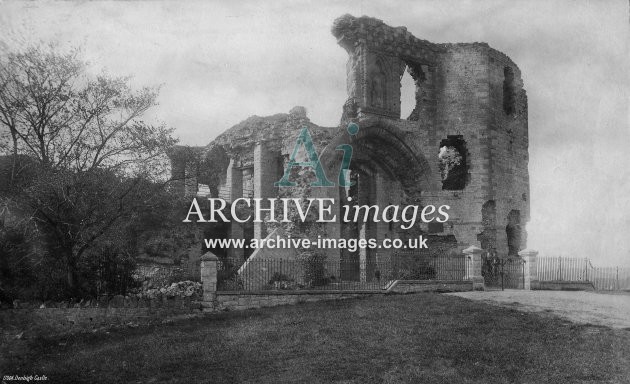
[617,267,619,290]
[518,249,539,290]
[585,258,588,281]
[200,252,219,310]
[463,246,484,290]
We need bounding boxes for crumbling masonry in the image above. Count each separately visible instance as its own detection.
[169,15,530,275]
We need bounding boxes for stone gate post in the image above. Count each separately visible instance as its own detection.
[463,245,485,290]
[200,252,219,308]
[518,249,539,290]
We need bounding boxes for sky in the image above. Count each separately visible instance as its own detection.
[1,0,628,266]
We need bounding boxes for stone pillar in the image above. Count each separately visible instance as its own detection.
[463,245,484,290]
[518,248,539,290]
[170,154,187,196]
[226,158,243,204]
[200,252,218,309]
[184,161,198,198]
[226,159,244,263]
[254,142,278,240]
[374,171,392,277]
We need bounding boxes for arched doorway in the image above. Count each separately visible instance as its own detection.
[320,121,435,281]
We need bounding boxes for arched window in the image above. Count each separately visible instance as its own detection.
[438,136,468,190]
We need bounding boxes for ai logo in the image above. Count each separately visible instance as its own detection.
[275,123,360,188]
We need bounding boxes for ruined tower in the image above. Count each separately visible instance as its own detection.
[327,14,529,258]
[171,15,530,268]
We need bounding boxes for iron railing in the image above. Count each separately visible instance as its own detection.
[217,254,470,292]
[537,256,630,290]
[482,256,525,290]
[389,251,468,281]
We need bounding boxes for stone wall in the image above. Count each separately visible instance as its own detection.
[214,291,366,312]
[388,280,473,294]
[1,246,532,338]
[534,281,595,291]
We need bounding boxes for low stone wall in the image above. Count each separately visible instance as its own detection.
[2,245,548,338]
[0,296,203,337]
[533,281,595,291]
[388,280,474,293]
[212,291,369,311]
[208,279,477,312]
[2,247,487,338]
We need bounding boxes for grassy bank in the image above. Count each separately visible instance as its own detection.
[2,293,629,383]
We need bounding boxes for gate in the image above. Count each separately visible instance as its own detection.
[482,255,525,290]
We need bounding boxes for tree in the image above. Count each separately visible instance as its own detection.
[0,44,178,297]
[0,44,174,176]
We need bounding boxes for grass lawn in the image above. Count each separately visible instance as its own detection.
[2,293,629,383]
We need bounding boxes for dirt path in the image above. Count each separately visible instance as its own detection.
[448,290,630,329]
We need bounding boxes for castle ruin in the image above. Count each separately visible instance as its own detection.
[170,15,530,276]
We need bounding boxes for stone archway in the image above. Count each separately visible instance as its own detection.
[320,120,436,196]
[318,120,436,281]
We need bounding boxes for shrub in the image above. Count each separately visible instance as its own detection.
[265,272,299,290]
[217,260,244,291]
[268,272,292,283]
[299,251,329,287]
[80,243,140,298]
[220,276,244,291]
[399,262,436,280]
[0,226,34,301]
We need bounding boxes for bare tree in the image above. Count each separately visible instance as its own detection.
[0,45,179,296]
[0,44,175,176]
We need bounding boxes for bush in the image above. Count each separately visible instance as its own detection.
[220,276,244,291]
[79,243,140,298]
[217,260,244,291]
[265,272,299,290]
[299,251,329,287]
[0,226,34,301]
[399,262,436,280]
[0,231,141,301]
[268,272,292,283]
[129,280,202,300]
